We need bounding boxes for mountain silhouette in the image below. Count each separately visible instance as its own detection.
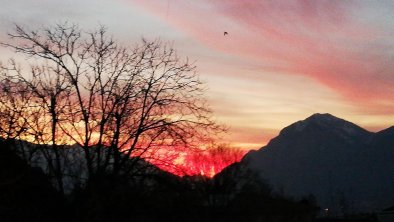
[233,113,394,215]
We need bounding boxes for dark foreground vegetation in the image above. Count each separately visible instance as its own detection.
[0,140,320,222]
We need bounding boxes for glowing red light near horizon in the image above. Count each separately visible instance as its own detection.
[150,147,247,177]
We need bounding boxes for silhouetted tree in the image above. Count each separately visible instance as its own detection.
[0,75,45,170]
[0,22,223,189]
[0,74,30,141]
[1,59,71,193]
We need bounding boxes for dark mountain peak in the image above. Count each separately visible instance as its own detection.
[281,113,369,136]
[235,114,394,213]
[261,113,373,148]
[308,113,340,121]
[304,113,354,127]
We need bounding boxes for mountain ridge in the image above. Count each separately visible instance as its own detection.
[233,113,394,215]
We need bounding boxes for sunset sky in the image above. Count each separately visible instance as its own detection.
[1,0,394,150]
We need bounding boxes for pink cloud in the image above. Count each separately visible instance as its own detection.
[130,0,394,113]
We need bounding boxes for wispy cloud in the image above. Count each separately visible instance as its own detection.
[132,0,394,113]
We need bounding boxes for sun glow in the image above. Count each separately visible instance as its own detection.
[0,99,240,177]
[153,146,247,177]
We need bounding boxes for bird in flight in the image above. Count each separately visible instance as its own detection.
[224,31,228,36]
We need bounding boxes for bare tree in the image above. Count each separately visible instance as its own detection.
[0,67,30,141]
[0,65,43,164]
[0,58,72,193]
[0,22,223,186]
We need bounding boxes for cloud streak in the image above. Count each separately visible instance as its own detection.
[131,0,394,113]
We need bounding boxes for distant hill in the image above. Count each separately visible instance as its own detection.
[229,113,394,215]
[1,140,178,194]
[0,140,64,221]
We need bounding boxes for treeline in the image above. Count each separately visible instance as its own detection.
[0,140,318,222]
